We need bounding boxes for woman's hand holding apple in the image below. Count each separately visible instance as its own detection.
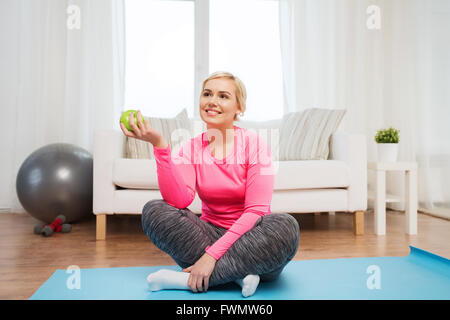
[119,110,168,148]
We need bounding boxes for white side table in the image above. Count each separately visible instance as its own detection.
[367,161,418,235]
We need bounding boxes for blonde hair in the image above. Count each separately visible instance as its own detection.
[201,71,247,121]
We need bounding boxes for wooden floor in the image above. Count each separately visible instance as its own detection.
[0,209,449,299]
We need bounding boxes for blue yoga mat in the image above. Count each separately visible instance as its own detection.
[30,246,450,300]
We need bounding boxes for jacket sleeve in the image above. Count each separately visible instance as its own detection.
[153,140,196,209]
[205,135,275,260]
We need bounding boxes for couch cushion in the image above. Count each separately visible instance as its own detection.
[271,188,348,213]
[273,160,349,190]
[112,189,203,214]
[279,108,346,161]
[113,158,159,189]
[113,158,350,191]
[234,118,282,130]
[235,119,282,159]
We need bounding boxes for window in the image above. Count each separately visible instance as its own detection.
[124,0,194,118]
[124,0,283,121]
[209,0,283,121]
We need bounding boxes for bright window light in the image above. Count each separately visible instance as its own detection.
[124,0,283,121]
[209,0,283,121]
[124,0,194,118]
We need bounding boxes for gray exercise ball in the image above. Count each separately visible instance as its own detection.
[16,143,93,224]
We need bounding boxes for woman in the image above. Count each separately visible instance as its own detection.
[120,71,300,297]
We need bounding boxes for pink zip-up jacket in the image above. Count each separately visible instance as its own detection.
[152,125,275,261]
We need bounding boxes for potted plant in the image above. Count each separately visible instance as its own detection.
[375,127,400,162]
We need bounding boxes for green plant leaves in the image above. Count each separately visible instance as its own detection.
[375,127,399,143]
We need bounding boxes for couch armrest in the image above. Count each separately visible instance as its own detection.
[329,132,367,212]
[93,130,126,214]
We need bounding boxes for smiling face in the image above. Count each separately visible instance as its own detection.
[199,78,241,129]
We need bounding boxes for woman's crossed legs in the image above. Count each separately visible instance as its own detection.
[141,199,300,296]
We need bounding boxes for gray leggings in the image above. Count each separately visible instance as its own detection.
[141,199,300,287]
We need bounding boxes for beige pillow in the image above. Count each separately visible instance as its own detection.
[125,109,192,159]
[235,119,282,160]
[279,108,346,160]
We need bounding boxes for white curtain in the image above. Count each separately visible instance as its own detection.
[279,0,450,218]
[278,0,297,115]
[0,0,125,213]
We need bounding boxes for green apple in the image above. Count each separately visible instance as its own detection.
[120,110,145,132]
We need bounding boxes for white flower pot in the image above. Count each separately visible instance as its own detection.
[377,143,398,162]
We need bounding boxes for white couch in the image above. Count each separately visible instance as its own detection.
[93,119,367,240]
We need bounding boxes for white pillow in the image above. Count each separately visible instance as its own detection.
[279,108,346,160]
[235,119,282,160]
[126,109,192,159]
[234,119,282,130]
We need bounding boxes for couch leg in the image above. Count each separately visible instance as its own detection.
[353,211,364,235]
[96,214,107,240]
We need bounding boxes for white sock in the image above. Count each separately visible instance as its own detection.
[147,269,261,297]
[147,269,190,291]
[235,274,260,298]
